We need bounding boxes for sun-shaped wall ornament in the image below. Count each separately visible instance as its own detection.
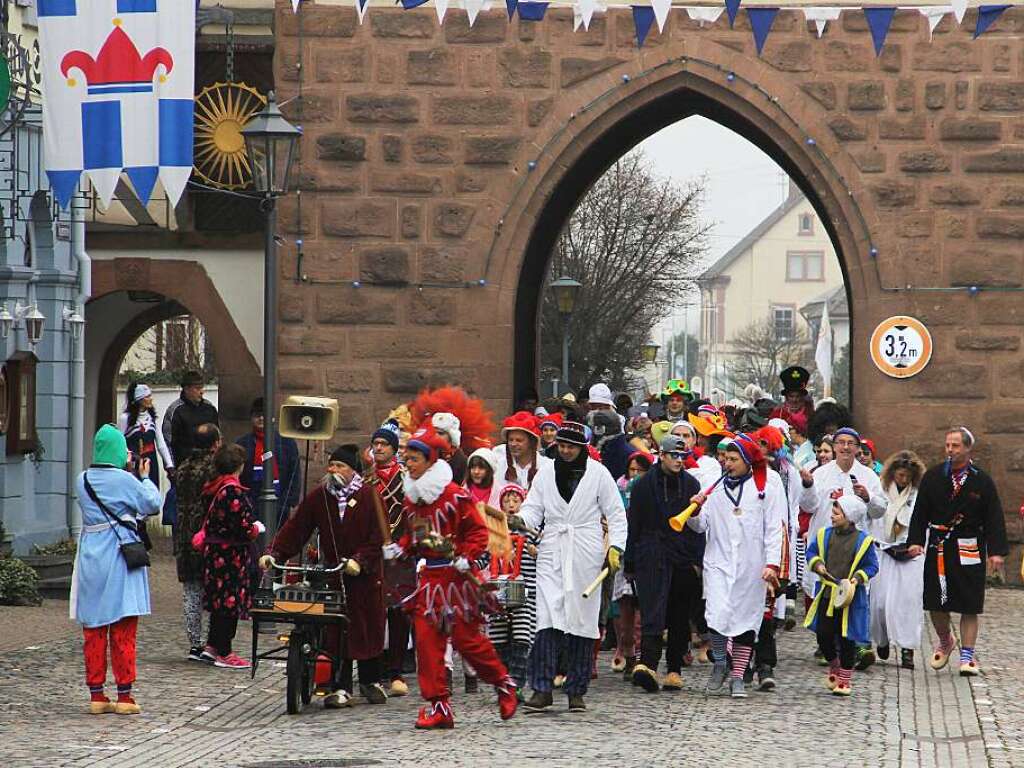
[193,81,267,190]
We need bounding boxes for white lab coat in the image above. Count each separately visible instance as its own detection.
[869,485,924,650]
[688,469,786,638]
[518,458,627,639]
[799,460,886,597]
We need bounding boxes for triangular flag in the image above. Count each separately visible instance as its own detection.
[573,4,584,29]
[357,0,371,23]
[918,5,950,40]
[401,0,429,8]
[435,0,449,22]
[652,0,671,32]
[463,0,483,25]
[863,7,895,56]
[291,0,300,12]
[126,166,159,207]
[974,4,1009,36]
[684,6,724,25]
[951,0,967,23]
[87,169,120,210]
[725,0,741,27]
[577,0,597,29]
[747,7,778,55]
[506,0,518,19]
[517,1,548,20]
[801,7,840,37]
[47,171,79,211]
[632,5,656,46]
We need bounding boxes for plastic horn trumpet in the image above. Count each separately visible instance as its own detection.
[582,568,609,599]
[668,474,726,532]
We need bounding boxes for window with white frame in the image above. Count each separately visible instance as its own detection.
[786,250,824,282]
[798,213,814,235]
[772,307,795,340]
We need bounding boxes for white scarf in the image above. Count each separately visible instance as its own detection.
[883,482,913,541]
[402,460,453,504]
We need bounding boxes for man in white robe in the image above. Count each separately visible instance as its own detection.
[687,433,786,699]
[515,420,627,713]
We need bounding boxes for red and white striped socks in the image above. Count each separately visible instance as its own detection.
[836,668,853,687]
[730,645,753,679]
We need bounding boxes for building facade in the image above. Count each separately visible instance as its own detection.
[697,181,843,398]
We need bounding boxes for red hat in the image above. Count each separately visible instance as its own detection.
[406,424,449,464]
[627,450,655,468]
[727,433,768,498]
[498,483,528,502]
[861,438,876,456]
[502,411,540,440]
[753,426,785,454]
[537,412,563,430]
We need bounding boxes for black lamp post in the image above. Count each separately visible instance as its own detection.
[549,276,582,389]
[242,90,301,540]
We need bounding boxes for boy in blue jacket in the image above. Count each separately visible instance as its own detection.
[804,495,879,696]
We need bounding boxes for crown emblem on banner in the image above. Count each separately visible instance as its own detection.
[60,20,173,95]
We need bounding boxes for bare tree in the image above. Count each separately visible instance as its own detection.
[725,315,812,395]
[118,315,215,385]
[539,151,710,390]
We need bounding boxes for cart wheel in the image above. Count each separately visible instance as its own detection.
[300,653,315,705]
[286,635,304,715]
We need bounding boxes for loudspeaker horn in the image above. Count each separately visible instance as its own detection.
[279,395,339,440]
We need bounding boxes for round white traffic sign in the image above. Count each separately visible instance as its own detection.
[869,316,932,378]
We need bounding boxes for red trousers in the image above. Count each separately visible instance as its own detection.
[414,612,507,700]
[83,616,138,688]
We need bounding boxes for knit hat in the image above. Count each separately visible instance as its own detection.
[329,443,363,473]
[860,438,876,457]
[250,397,265,416]
[726,433,768,498]
[130,383,152,403]
[589,409,622,439]
[431,412,462,449]
[499,483,527,502]
[555,420,588,446]
[468,446,499,477]
[833,427,861,443]
[628,450,654,468]
[93,424,128,468]
[406,425,448,464]
[502,411,539,440]
[588,383,615,407]
[538,412,563,431]
[371,419,401,452]
[835,494,868,527]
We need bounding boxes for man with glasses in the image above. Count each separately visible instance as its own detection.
[624,435,703,693]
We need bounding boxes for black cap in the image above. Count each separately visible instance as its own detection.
[180,370,204,387]
[780,366,810,394]
[250,397,264,416]
[555,421,588,446]
[329,443,363,473]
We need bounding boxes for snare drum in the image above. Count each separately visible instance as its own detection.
[491,576,527,609]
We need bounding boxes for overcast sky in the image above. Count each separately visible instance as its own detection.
[637,115,788,338]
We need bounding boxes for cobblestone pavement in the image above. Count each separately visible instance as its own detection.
[2,552,1023,768]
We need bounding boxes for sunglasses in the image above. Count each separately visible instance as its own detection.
[664,450,688,460]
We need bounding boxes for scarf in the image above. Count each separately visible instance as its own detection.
[882,482,913,542]
[253,429,279,480]
[327,472,363,521]
[554,447,589,503]
[947,460,972,498]
[374,458,402,488]
[505,443,538,488]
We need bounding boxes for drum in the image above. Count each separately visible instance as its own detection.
[832,578,856,611]
[491,576,527,609]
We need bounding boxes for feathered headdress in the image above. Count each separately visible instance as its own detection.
[409,386,496,451]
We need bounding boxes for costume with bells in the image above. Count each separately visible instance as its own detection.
[386,426,517,729]
[686,434,787,698]
[803,495,879,696]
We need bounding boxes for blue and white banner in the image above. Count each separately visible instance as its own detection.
[38,0,195,209]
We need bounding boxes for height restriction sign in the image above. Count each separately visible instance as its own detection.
[870,316,933,378]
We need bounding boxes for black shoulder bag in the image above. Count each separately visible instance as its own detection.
[83,473,152,570]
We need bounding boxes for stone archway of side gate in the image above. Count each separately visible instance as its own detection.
[89,258,263,440]
[496,49,868,418]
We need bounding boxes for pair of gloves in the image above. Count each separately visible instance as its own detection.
[258,554,361,576]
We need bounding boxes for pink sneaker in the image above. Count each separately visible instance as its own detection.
[214,652,251,670]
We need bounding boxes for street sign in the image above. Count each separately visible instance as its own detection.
[869,316,932,378]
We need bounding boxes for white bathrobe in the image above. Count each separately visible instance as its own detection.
[799,460,886,597]
[518,458,627,640]
[688,469,787,638]
[691,454,723,490]
[869,484,924,650]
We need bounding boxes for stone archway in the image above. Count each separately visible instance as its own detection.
[276,3,1024,527]
[88,258,262,440]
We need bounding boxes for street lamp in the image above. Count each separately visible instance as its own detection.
[641,340,659,365]
[549,276,582,388]
[242,91,301,540]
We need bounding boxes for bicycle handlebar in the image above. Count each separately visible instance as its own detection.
[264,556,347,574]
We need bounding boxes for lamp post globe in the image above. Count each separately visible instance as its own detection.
[243,90,301,542]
